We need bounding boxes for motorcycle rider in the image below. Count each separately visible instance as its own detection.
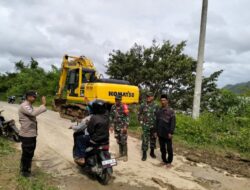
[72,99,110,165]
[69,103,93,165]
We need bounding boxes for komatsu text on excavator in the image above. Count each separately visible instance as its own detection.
[53,55,139,119]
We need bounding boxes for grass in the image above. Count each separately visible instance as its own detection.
[128,109,250,159]
[175,113,250,157]
[0,137,59,190]
[0,137,15,155]
[17,171,58,190]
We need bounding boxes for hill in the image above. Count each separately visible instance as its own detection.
[223,81,250,94]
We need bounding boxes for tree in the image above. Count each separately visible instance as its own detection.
[0,58,60,101]
[15,60,26,71]
[201,70,223,111]
[106,40,222,111]
[30,57,39,69]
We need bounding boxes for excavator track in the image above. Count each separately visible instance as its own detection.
[52,98,87,120]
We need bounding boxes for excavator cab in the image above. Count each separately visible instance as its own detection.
[66,68,97,98]
[67,69,79,96]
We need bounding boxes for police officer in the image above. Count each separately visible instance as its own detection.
[18,91,47,177]
[109,95,129,161]
[138,92,158,161]
[156,94,176,166]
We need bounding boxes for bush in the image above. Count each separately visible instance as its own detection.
[129,105,141,133]
[0,137,14,155]
[213,89,250,117]
[176,113,250,154]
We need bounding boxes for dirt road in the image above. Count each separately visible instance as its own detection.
[1,102,250,190]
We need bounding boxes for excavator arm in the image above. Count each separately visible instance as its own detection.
[56,55,69,98]
[56,55,96,98]
[53,55,97,112]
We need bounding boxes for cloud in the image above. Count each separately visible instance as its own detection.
[0,0,249,87]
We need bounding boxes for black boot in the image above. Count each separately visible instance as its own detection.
[119,144,123,158]
[150,148,156,158]
[122,144,128,162]
[20,159,31,177]
[141,151,147,161]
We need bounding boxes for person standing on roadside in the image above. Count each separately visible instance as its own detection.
[138,92,158,161]
[156,94,176,167]
[109,95,129,161]
[18,91,47,177]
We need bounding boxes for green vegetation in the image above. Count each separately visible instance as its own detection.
[0,137,58,190]
[0,137,15,155]
[128,111,250,158]
[17,172,58,190]
[175,113,250,155]
[129,110,141,133]
[106,40,222,111]
[0,58,60,103]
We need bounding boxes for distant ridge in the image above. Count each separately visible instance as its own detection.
[223,81,250,94]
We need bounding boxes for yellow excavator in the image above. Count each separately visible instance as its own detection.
[53,55,139,119]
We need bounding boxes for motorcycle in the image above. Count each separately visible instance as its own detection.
[0,110,20,142]
[7,96,16,104]
[72,126,116,185]
[82,142,116,185]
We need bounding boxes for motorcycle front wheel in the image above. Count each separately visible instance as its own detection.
[97,168,112,185]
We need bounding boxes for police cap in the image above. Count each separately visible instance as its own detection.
[25,90,37,98]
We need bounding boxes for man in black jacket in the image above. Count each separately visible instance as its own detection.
[156,94,176,166]
[72,100,109,166]
[87,110,109,145]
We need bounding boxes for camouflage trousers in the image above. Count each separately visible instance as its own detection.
[115,128,128,157]
[141,125,156,151]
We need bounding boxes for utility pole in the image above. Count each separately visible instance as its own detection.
[192,0,208,119]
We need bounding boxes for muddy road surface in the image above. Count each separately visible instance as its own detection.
[1,102,250,190]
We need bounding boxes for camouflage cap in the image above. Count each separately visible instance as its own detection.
[115,94,122,100]
[146,92,154,97]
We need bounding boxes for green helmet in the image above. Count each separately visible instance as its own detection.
[115,94,122,100]
[146,92,154,97]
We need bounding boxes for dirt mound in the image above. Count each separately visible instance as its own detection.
[175,146,250,178]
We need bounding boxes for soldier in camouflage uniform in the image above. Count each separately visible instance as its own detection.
[138,92,158,161]
[110,95,129,161]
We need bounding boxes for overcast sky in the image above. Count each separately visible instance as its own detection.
[0,0,249,87]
